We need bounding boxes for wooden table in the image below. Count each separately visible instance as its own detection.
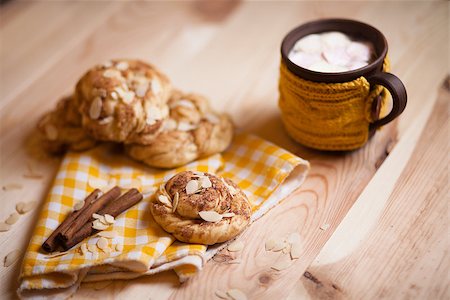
[1,1,448,299]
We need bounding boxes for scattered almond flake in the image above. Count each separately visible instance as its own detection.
[227,289,247,300]
[172,99,196,109]
[265,238,276,251]
[215,290,229,299]
[221,178,237,196]
[227,241,244,252]
[192,171,204,176]
[4,249,21,267]
[93,280,112,290]
[162,118,177,131]
[97,237,109,251]
[205,112,220,124]
[0,222,11,232]
[104,178,118,191]
[287,232,302,244]
[92,219,109,230]
[80,243,88,256]
[271,260,291,271]
[92,213,102,220]
[103,246,111,254]
[88,177,108,190]
[222,212,235,218]
[2,183,23,191]
[271,239,287,252]
[16,201,37,214]
[200,176,212,189]
[135,83,149,97]
[151,79,161,94]
[44,250,70,259]
[177,121,197,131]
[115,243,123,252]
[92,251,99,260]
[87,244,98,253]
[5,212,20,225]
[103,61,113,68]
[98,230,118,239]
[282,244,291,254]
[119,178,141,190]
[320,223,330,231]
[73,201,85,211]
[45,124,58,141]
[172,192,179,213]
[103,69,121,78]
[290,242,302,260]
[157,195,172,207]
[186,180,200,195]
[199,211,223,223]
[121,91,135,104]
[110,91,118,100]
[89,97,103,120]
[116,61,129,71]
[104,214,115,224]
[145,106,163,125]
[99,116,113,125]
[212,254,233,263]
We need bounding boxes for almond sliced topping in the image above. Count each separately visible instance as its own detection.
[115,243,124,252]
[45,124,58,140]
[0,222,11,232]
[92,251,99,260]
[98,230,118,239]
[287,232,301,244]
[104,214,115,224]
[73,201,85,211]
[192,171,204,176]
[199,211,223,223]
[80,243,88,256]
[89,97,103,120]
[227,289,248,300]
[222,212,235,218]
[116,61,129,71]
[177,121,197,131]
[226,259,242,265]
[4,249,21,267]
[110,91,118,100]
[5,213,20,225]
[103,69,121,78]
[2,183,23,191]
[97,237,109,251]
[162,118,177,131]
[200,176,212,188]
[92,219,109,230]
[99,116,113,125]
[157,195,172,207]
[87,244,98,253]
[271,239,287,252]
[186,180,200,194]
[271,259,291,271]
[320,223,330,231]
[88,177,107,189]
[173,99,196,109]
[135,83,149,97]
[151,79,161,94]
[265,238,276,251]
[44,250,70,259]
[222,178,238,196]
[205,113,220,125]
[121,91,135,104]
[172,192,179,213]
[215,290,229,299]
[103,61,113,68]
[290,242,302,260]
[16,201,37,214]
[92,213,102,220]
[227,241,244,252]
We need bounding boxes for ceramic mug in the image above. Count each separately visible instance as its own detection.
[279,18,407,149]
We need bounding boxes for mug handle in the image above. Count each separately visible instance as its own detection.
[367,72,407,129]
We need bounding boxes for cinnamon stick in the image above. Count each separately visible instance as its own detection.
[59,186,121,243]
[62,188,143,250]
[41,189,102,252]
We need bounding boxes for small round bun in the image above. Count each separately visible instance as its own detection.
[37,96,96,154]
[125,90,234,168]
[74,59,171,144]
[150,171,251,245]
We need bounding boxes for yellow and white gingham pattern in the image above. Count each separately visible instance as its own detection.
[19,132,309,294]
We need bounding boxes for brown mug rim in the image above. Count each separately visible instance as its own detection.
[281,18,388,83]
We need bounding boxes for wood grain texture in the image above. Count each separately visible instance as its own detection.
[0,1,448,299]
[289,79,450,300]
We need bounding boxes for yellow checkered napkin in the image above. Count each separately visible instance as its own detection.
[18,133,309,298]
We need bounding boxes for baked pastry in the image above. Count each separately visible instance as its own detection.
[125,90,234,168]
[151,171,251,245]
[37,96,97,153]
[74,59,171,144]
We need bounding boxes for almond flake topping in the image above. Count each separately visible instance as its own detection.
[115,243,124,252]
[110,91,118,100]
[135,82,149,97]
[172,192,179,213]
[177,121,197,131]
[92,219,109,230]
[4,249,21,267]
[80,243,88,256]
[5,213,20,225]
[0,223,11,232]
[271,260,291,271]
[98,230,118,239]
[121,91,135,104]
[88,177,108,189]
[16,201,37,214]
[205,113,220,124]
[200,176,212,188]
[103,61,113,68]
[104,214,115,224]
[99,116,113,125]
[320,223,330,231]
[186,180,200,194]
[92,213,102,220]
[89,97,103,120]
[222,212,235,218]
[157,195,172,207]
[73,201,85,211]
[151,79,161,95]
[172,99,195,109]
[199,211,223,223]
[162,118,177,131]
[290,242,302,260]
[103,69,121,78]
[45,124,58,140]
[215,290,229,299]
[116,61,129,71]
[287,232,301,244]
[227,241,244,252]
[97,237,108,251]
[227,289,248,300]
[87,244,98,253]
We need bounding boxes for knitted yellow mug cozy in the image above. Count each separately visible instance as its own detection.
[278,58,391,151]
